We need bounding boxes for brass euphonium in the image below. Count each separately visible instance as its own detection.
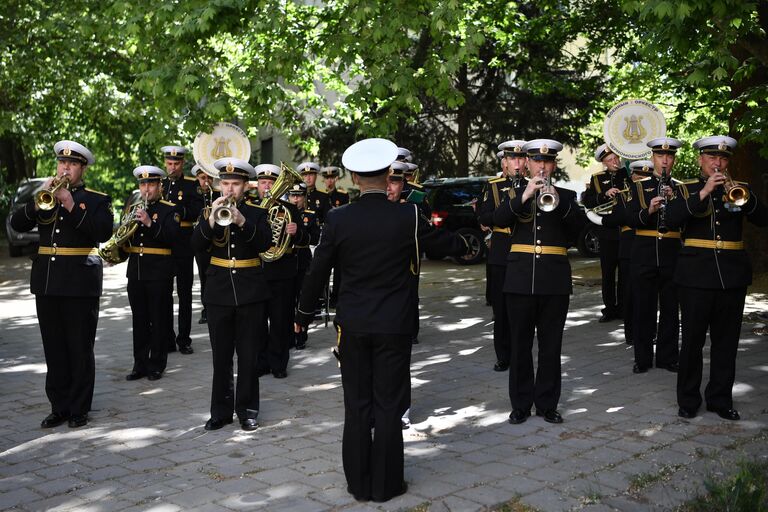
[717,167,749,206]
[35,176,71,210]
[99,196,147,264]
[536,170,559,212]
[259,163,304,262]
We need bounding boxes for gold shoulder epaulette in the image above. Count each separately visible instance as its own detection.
[304,209,315,214]
[159,199,176,206]
[338,189,349,195]
[637,177,652,182]
[591,170,606,177]
[489,176,506,183]
[184,176,196,182]
[410,182,424,190]
[680,179,698,185]
[671,178,685,185]
[85,188,108,196]
[212,186,221,192]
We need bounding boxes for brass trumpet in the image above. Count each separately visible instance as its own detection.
[717,167,749,206]
[587,186,631,215]
[212,196,237,226]
[35,176,71,210]
[536,170,559,212]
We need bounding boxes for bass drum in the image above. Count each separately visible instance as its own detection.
[193,122,252,178]
[603,99,666,160]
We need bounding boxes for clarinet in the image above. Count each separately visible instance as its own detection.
[657,166,669,234]
[512,168,521,188]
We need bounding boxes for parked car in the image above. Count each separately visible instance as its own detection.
[421,176,489,265]
[576,214,601,257]
[5,178,47,257]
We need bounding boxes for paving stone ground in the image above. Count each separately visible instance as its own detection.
[1,250,767,512]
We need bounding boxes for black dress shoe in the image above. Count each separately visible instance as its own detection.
[536,409,564,424]
[508,409,530,424]
[633,363,649,374]
[179,345,194,355]
[240,418,259,431]
[41,412,69,428]
[411,338,419,344]
[204,417,233,431]
[371,481,408,502]
[125,371,146,381]
[598,314,613,323]
[493,361,509,372]
[295,342,306,350]
[626,339,634,346]
[256,368,271,378]
[147,371,162,381]
[68,415,88,428]
[272,370,287,379]
[198,309,207,324]
[657,362,679,373]
[347,486,370,502]
[678,407,697,419]
[706,406,740,420]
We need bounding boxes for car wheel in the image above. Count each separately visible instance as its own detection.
[577,225,600,257]
[453,228,486,265]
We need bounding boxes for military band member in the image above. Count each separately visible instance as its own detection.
[190,158,273,431]
[124,166,180,382]
[161,145,203,354]
[581,144,626,323]
[322,166,350,209]
[477,140,527,372]
[299,161,330,223]
[402,162,432,218]
[294,139,469,502]
[193,164,220,324]
[288,183,320,350]
[493,139,587,425]
[667,136,767,420]
[626,137,683,374]
[11,140,112,428]
[253,164,307,378]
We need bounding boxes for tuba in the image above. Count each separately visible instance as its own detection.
[259,163,304,262]
[35,176,71,210]
[99,196,147,264]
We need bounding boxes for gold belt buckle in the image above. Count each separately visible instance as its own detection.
[229,258,236,268]
[534,245,543,254]
[52,246,57,255]
[715,240,724,249]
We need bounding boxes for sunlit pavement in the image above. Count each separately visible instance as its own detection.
[1,251,767,512]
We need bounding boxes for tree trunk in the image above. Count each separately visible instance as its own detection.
[0,135,35,183]
[456,64,469,177]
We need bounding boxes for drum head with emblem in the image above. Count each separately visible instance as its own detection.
[193,122,251,178]
[603,99,666,160]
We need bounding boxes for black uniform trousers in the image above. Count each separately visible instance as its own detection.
[169,254,194,349]
[294,271,309,347]
[631,263,679,368]
[206,302,265,421]
[339,330,411,502]
[505,293,569,412]
[488,263,510,364]
[194,252,211,313]
[677,286,746,412]
[128,279,173,374]
[598,238,622,317]
[36,295,99,417]
[257,277,295,373]
[619,258,633,344]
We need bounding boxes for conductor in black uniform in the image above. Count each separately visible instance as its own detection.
[193,163,220,324]
[299,162,330,223]
[477,140,527,372]
[581,144,626,323]
[191,158,273,431]
[161,145,203,354]
[493,139,587,425]
[667,136,768,420]
[253,164,307,379]
[288,183,320,350]
[294,138,469,503]
[626,137,683,374]
[123,166,180,381]
[11,140,113,428]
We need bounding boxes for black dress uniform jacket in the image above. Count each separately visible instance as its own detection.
[493,186,586,295]
[11,184,113,296]
[190,201,274,306]
[307,186,330,223]
[667,178,768,288]
[626,176,682,263]
[581,170,626,241]
[477,176,515,265]
[328,188,350,209]
[125,200,181,280]
[162,175,204,255]
[297,208,321,270]
[295,192,468,334]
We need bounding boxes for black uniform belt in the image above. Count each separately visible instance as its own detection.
[210,256,261,268]
[125,246,172,256]
[510,244,567,256]
[621,226,632,233]
[38,246,99,256]
[635,229,681,239]
[492,227,511,234]
[179,221,194,227]
[684,238,744,250]
[294,245,309,249]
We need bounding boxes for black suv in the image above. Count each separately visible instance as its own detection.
[421,177,488,265]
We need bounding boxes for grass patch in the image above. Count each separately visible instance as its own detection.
[629,464,684,493]
[490,497,540,512]
[406,502,431,512]
[677,460,768,512]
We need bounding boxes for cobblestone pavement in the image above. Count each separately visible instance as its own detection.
[1,251,767,512]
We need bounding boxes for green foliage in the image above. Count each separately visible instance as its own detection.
[679,460,768,512]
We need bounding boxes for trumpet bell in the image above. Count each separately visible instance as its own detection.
[35,190,57,210]
[537,192,559,212]
[724,185,749,206]
[213,206,234,226]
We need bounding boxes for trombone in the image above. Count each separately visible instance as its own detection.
[35,176,71,210]
[212,196,237,226]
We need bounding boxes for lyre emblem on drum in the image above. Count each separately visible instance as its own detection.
[622,115,646,143]
[211,137,232,159]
